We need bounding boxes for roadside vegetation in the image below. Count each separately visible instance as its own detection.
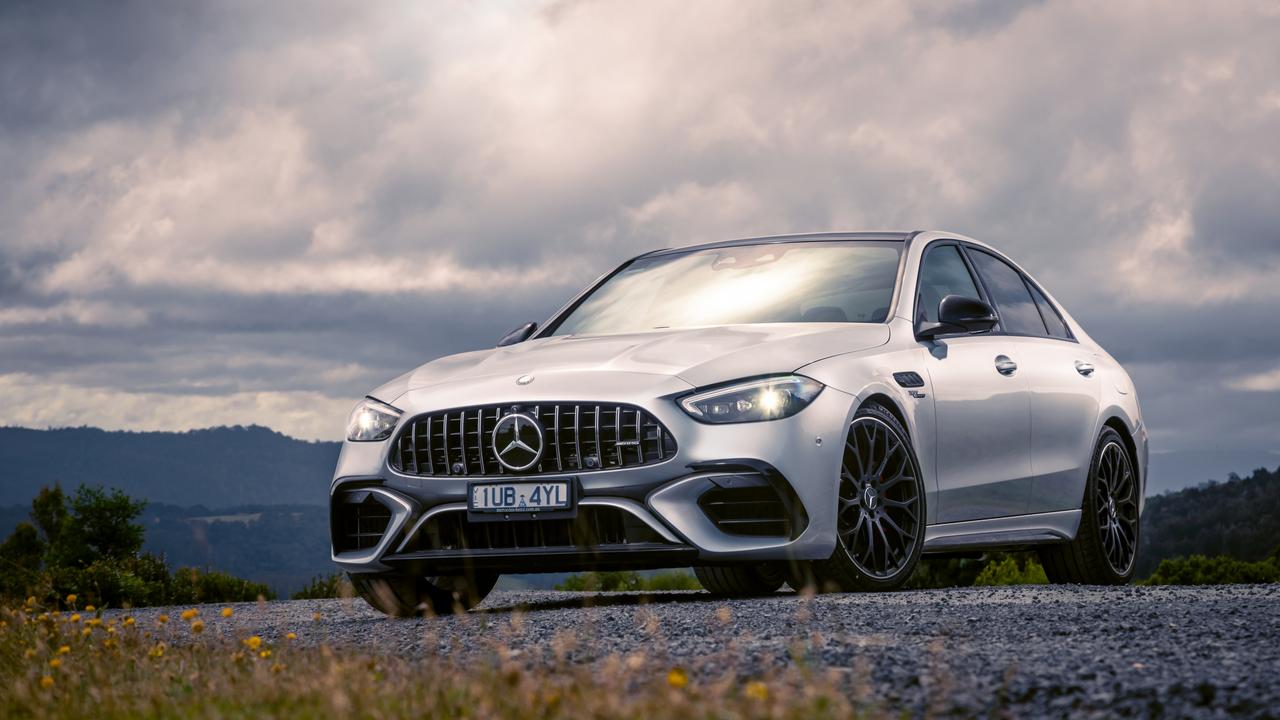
[0,485,273,608]
[291,573,354,600]
[0,595,883,719]
[1141,549,1280,585]
[555,570,703,592]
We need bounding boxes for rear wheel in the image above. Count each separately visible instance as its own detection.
[1038,428,1139,584]
[694,564,786,596]
[351,572,497,617]
[810,404,925,592]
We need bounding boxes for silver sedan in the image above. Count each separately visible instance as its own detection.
[331,231,1146,616]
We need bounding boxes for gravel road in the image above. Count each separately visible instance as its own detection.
[117,584,1279,717]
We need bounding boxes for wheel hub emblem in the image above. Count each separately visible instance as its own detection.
[862,485,879,511]
[491,413,544,471]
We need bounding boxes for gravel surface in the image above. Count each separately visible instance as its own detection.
[115,585,1280,717]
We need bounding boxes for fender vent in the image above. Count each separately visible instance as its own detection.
[893,371,925,388]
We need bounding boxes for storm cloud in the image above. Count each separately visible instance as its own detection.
[1,1,1277,489]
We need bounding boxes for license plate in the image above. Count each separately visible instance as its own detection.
[468,481,572,514]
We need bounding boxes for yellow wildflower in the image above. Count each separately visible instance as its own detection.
[40,676,53,689]
[157,614,169,625]
[180,609,199,621]
[191,620,205,634]
[65,594,77,605]
[259,649,272,659]
[745,681,769,701]
[81,628,91,638]
[123,617,135,627]
[221,607,234,618]
[84,605,95,612]
[87,618,102,627]
[243,635,262,650]
[148,643,165,658]
[285,632,297,641]
[667,668,689,689]
[68,614,81,623]
[26,596,37,606]
[57,645,70,655]
[49,658,62,669]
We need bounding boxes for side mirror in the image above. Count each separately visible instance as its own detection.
[916,295,998,339]
[497,321,538,347]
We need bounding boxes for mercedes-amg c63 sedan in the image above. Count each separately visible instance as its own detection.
[332,231,1146,616]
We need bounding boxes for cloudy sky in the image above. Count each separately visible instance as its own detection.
[1,0,1277,490]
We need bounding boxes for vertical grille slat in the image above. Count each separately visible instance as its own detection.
[573,405,583,471]
[390,402,675,477]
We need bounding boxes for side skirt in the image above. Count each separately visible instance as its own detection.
[922,509,1081,554]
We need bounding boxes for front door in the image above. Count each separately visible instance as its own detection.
[915,243,1033,522]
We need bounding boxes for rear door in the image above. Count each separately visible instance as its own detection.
[963,249,1100,516]
[917,243,1033,523]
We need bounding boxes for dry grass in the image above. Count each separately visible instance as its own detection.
[0,596,890,719]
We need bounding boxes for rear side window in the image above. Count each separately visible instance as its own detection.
[1027,282,1072,339]
[915,245,982,324]
[967,250,1047,336]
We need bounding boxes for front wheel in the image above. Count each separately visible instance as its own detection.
[1038,428,1139,584]
[351,572,497,617]
[810,404,926,592]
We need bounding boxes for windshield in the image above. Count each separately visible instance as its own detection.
[549,241,902,336]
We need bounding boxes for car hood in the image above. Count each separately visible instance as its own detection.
[371,323,890,403]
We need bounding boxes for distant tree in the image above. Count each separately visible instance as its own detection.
[0,522,45,598]
[30,485,69,545]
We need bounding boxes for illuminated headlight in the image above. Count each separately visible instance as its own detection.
[346,398,402,442]
[679,375,824,424]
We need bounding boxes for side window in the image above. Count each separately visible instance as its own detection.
[967,250,1047,336]
[1027,282,1071,339]
[915,245,982,324]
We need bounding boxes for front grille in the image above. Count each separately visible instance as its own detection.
[403,507,667,552]
[390,403,677,477]
[333,493,393,553]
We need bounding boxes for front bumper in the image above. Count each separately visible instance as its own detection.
[329,370,855,574]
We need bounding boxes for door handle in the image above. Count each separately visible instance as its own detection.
[1075,361,1095,377]
[994,355,1018,376]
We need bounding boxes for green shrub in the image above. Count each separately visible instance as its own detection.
[292,573,353,600]
[169,567,275,604]
[1141,553,1280,585]
[555,570,699,592]
[972,555,1048,586]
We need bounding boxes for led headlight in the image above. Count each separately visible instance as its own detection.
[679,375,824,424]
[346,397,402,442]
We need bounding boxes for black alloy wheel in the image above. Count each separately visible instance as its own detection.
[807,404,925,591]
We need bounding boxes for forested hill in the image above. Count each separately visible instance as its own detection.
[1137,465,1280,577]
[0,426,339,507]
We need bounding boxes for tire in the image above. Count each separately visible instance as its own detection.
[350,572,497,617]
[694,564,786,596]
[810,403,926,592]
[1038,428,1139,584]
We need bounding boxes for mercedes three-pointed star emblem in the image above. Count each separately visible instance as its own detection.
[491,412,544,471]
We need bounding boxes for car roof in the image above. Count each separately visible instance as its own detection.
[643,231,918,257]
